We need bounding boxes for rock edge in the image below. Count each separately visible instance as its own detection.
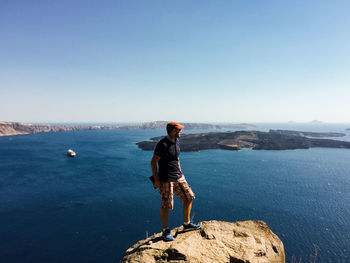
[121,220,285,263]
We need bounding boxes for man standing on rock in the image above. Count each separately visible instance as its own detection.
[151,121,200,241]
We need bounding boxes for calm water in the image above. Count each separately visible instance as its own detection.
[1,124,350,262]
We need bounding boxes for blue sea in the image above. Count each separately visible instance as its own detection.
[1,123,350,263]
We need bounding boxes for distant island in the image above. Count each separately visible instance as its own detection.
[0,121,255,137]
[346,128,350,131]
[137,130,350,151]
[309,120,323,124]
[269,129,345,138]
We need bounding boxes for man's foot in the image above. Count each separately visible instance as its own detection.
[183,222,201,231]
[162,228,174,241]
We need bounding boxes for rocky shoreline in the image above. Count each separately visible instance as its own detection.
[137,130,350,151]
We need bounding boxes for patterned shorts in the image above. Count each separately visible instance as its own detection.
[159,175,195,210]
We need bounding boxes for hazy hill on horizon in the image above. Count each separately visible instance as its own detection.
[0,121,256,136]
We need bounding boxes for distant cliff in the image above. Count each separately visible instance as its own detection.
[0,122,101,136]
[0,121,256,136]
[118,121,255,130]
[137,130,350,151]
[122,220,285,263]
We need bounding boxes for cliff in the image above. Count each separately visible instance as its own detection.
[0,121,255,137]
[137,130,350,151]
[0,121,100,136]
[122,220,285,263]
[118,121,256,130]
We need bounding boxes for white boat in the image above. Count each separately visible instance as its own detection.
[67,149,76,157]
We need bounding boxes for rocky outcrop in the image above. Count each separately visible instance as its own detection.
[122,220,285,263]
[137,130,350,151]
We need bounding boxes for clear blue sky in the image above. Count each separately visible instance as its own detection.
[1,0,349,123]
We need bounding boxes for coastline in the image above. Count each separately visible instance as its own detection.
[0,121,255,137]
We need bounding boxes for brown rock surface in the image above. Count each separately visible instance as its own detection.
[122,220,285,263]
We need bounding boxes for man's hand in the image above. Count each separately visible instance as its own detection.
[151,154,161,188]
[154,179,160,189]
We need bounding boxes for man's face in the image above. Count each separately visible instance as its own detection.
[171,128,182,138]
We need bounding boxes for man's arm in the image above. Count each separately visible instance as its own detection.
[178,159,183,174]
[151,154,161,188]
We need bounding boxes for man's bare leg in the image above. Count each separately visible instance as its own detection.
[160,207,169,229]
[183,200,192,224]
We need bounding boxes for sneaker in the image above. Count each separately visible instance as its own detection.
[183,222,201,231]
[162,228,174,241]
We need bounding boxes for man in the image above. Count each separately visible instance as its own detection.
[150,121,200,241]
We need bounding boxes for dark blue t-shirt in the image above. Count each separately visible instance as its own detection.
[154,136,182,182]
